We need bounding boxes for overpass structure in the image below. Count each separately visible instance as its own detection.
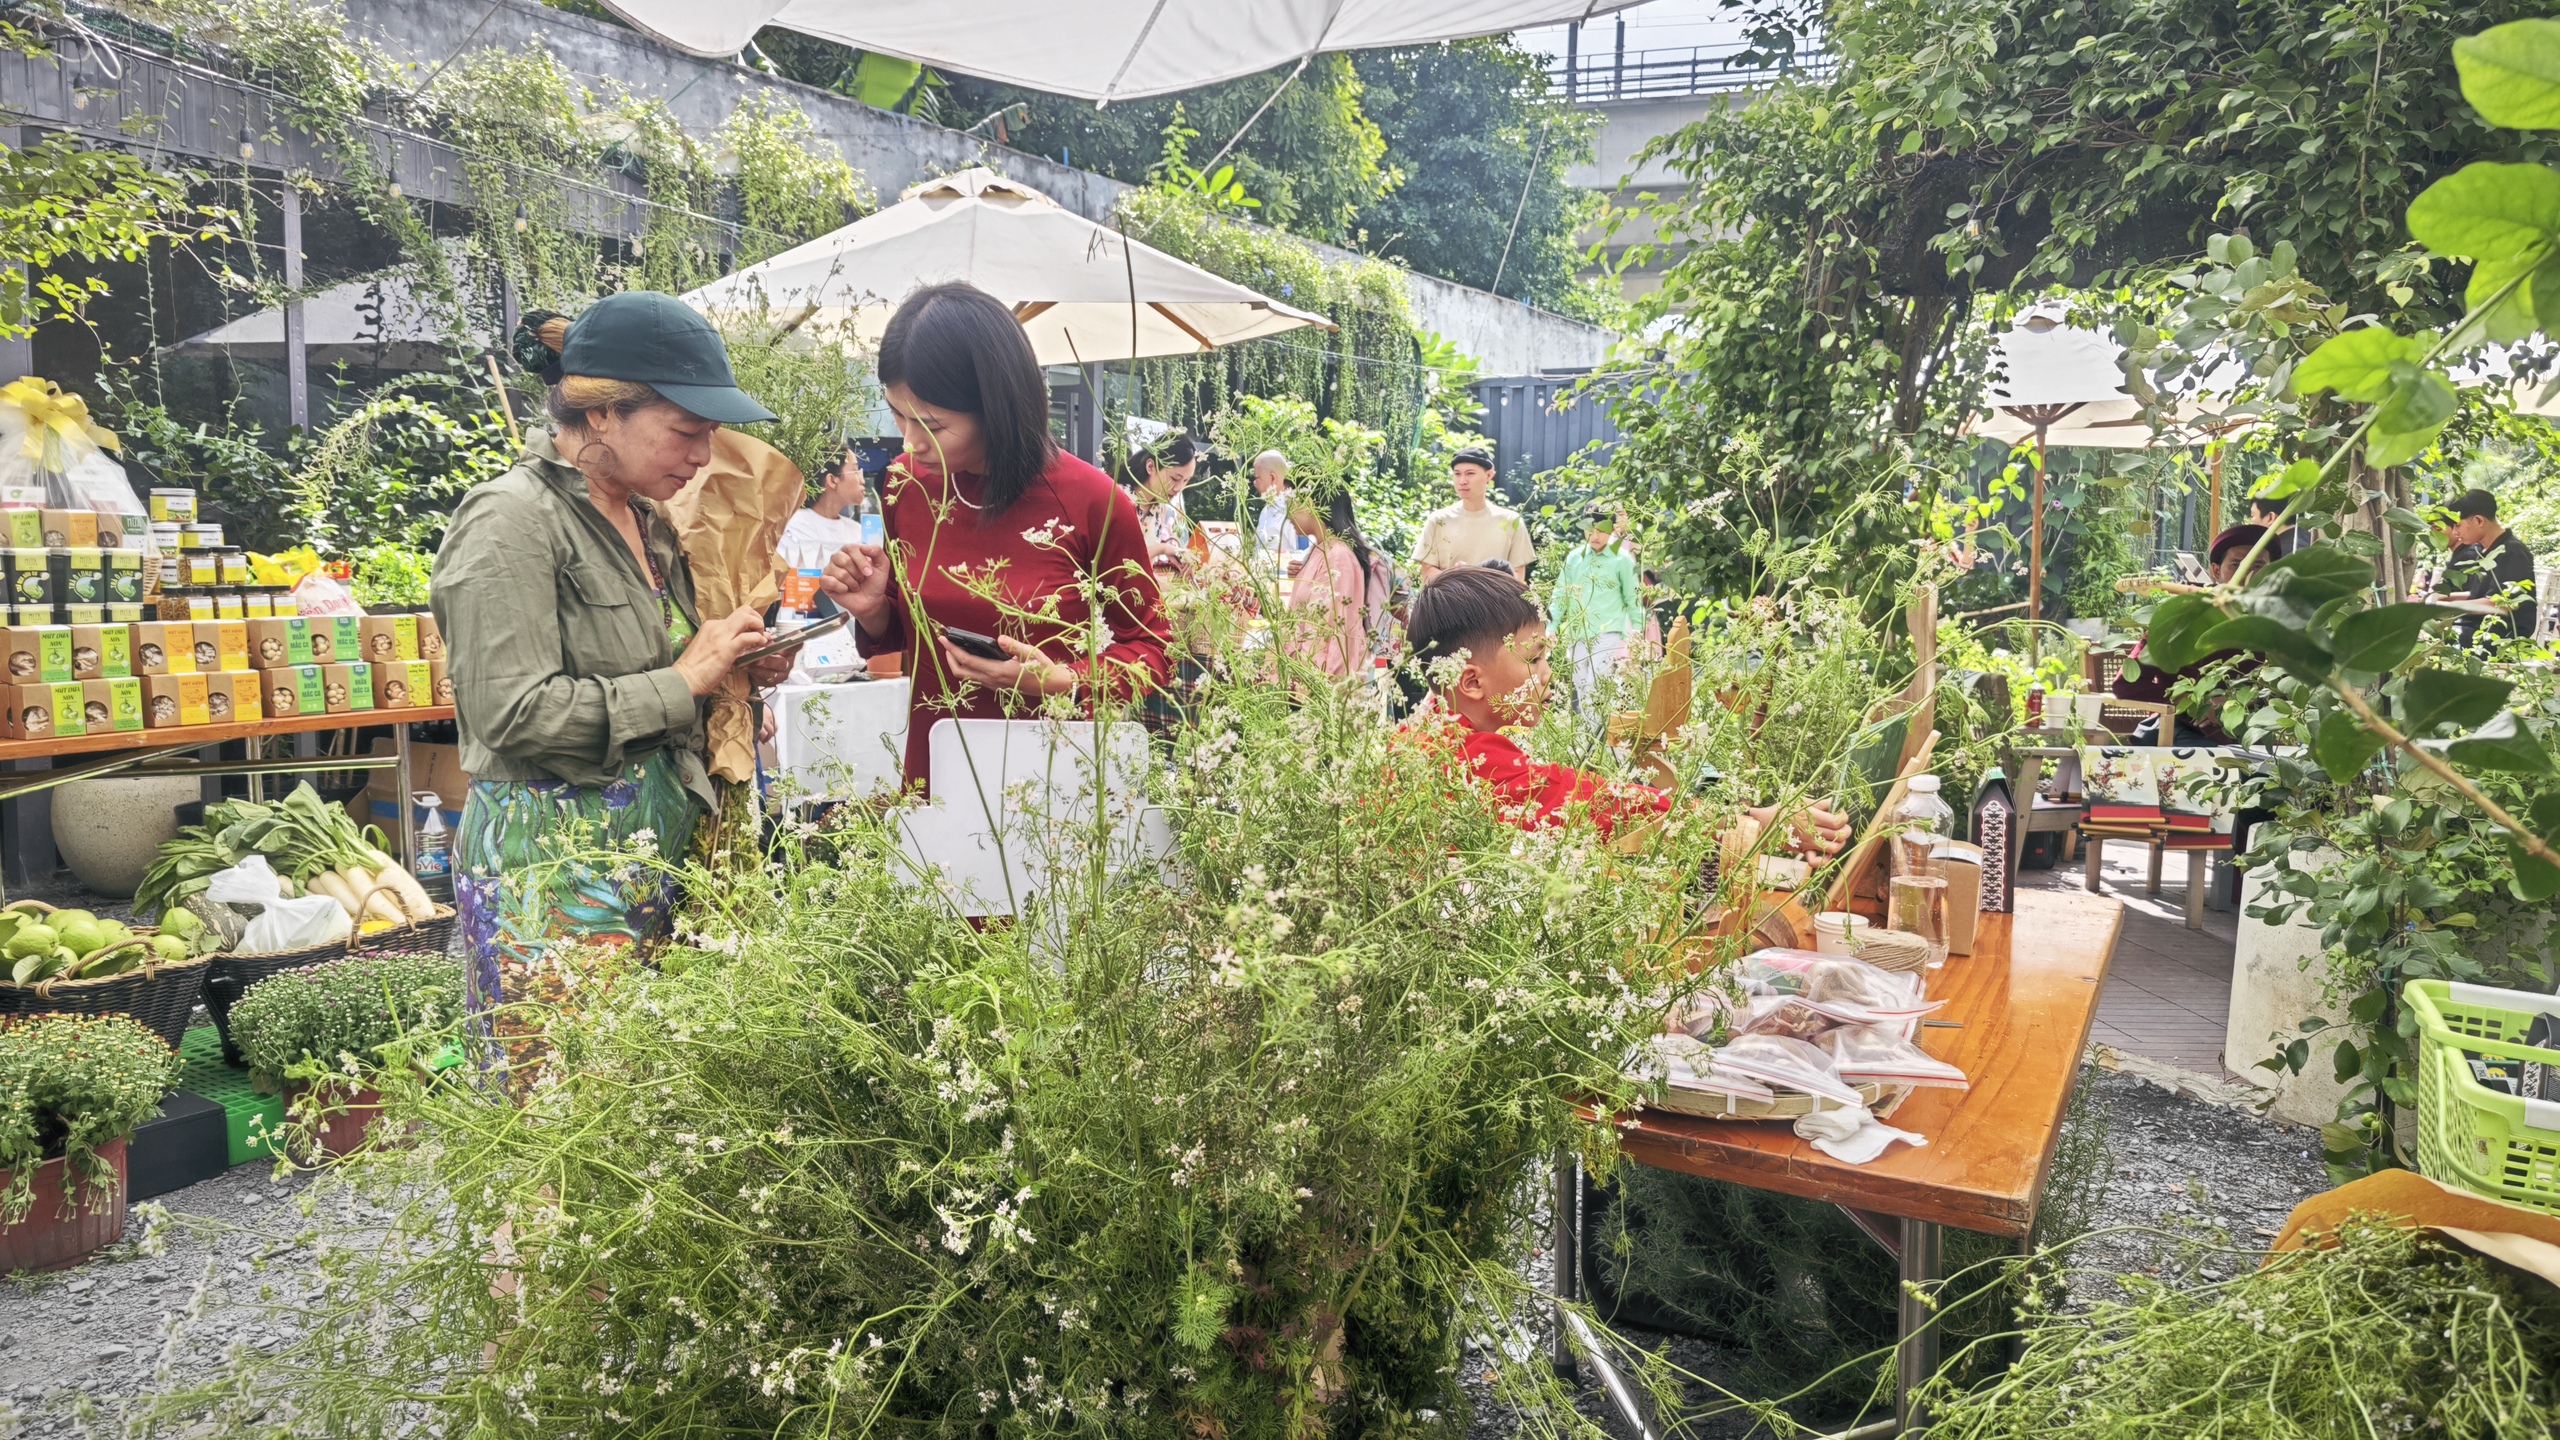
[1546,34,1832,299]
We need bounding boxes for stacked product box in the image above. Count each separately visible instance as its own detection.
[0,608,449,742]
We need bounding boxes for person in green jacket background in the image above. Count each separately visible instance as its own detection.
[1550,506,1643,724]
[433,292,791,1082]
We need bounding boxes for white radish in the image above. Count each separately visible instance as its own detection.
[363,851,438,922]
[305,869,359,918]
[349,869,407,927]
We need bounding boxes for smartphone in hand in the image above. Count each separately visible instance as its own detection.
[941,626,1009,661]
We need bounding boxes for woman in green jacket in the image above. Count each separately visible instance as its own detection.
[433,292,787,1079]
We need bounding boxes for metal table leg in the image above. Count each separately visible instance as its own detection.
[395,722,415,870]
[1550,1151,1578,1376]
[1895,1218,1945,1435]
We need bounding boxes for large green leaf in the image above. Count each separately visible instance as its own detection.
[2405,162,2560,261]
[2293,327,2427,402]
[2250,457,2322,501]
[2438,711,2555,774]
[2142,593,2226,671]
[2326,603,2457,674]
[2250,546,2376,608]
[2456,20,2560,130]
[2315,706,2388,782]
[2398,668,2514,736]
[2199,614,2334,678]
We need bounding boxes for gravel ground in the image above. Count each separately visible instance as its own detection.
[1,1060,2327,1439]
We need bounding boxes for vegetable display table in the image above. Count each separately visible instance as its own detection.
[1568,887,2123,1438]
[0,706,456,872]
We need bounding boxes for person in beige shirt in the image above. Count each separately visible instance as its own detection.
[1414,446,1537,581]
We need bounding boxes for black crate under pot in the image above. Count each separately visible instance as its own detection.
[128,1089,231,1199]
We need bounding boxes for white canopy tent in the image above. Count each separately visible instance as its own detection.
[595,0,1644,100]
[686,168,1334,367]
[171,257,489,371]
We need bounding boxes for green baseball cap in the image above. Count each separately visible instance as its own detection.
[560,291,777,424]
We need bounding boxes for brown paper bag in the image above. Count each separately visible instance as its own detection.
[668,431,804,783]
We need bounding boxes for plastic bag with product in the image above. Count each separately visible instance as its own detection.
[292,570,364,618]
[1739,948,1938,1022]
[1711,1032,1867,1108]
[1737,993,1840,1043]
[1818,1023,1969,1089]
[204,854,353,954]
[1646,1033,1778,1105]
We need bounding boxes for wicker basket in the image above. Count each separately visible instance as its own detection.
[348,891,457,959]
[203,937,351,1066]
[0,936,207,1052]
[1651,1080,1910,1122]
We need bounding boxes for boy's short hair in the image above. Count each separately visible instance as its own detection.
[1407,565,1542,671]
[2451,487,2499,521]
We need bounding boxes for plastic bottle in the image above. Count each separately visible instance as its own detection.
[2024,682,2046,726]
[1891,774,1955,877]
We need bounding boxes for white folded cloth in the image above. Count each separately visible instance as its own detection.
[1793,1105,1928,1165]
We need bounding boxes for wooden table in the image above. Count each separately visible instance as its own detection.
[0,706,456,873]
[1565,888,2124,1437]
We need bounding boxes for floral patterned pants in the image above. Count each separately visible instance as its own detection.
[454,750,700,1090]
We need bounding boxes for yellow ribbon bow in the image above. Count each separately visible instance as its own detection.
[0,376,122,471]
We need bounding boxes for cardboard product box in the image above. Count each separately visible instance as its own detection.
[103,514,147,552]
[69,625,130,681]
[322,662,375,714]
[132,621,193,676]
[204,670,261,725]
[358,614,420,665]
[143,673,209,729]
[246,616,312,669]
[264,664,325,717]
[53,548,104,606]
[213,619,249,671]
[1,683,70,739]
[38,509,96,549]
[357,738,471,832]
[7,549,53,608]
[3,626,72,685]
[184,626,219,673]
[0,510,40,549]
[374,659,431,709]
[426,657,451,708]
[1930,840,1985,957]
[82,677,142,733]
[54,603,103,627]
[415,613,445,662]
[309,615,360,665]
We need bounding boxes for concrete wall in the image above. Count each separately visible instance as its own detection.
[1562,92,1752,301]
[340,0,1616,375]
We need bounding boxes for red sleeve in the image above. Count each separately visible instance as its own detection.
[1069,462,1172,702]
[1457,729,1669,837]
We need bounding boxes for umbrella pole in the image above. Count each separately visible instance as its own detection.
[2028,427,2048,667]
[2207,440,2225,536]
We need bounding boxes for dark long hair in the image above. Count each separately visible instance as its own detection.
[877,282,1057,513]
[1320,488,1375,599]
[1117,430,1197,490]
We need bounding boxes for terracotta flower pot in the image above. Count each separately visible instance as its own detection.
[0,1138,128,1273]
[284,1083,390,1161]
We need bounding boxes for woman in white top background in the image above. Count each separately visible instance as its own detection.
[779,448,872,562]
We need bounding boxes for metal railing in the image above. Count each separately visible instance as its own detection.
[1546,42,1835,101]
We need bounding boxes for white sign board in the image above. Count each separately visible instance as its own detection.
[893,718,1172,918]
[770,679,910,802]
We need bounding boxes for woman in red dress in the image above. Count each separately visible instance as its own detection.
[822,282,1171,790]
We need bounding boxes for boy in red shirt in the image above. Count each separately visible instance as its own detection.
[1403,566,1848,854]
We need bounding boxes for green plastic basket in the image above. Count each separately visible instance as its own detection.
[176,1025,284,1168]
[2405,978,2560,1215]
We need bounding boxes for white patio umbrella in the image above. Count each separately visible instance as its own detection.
[1978,315,2140,662]
[598,0,1643,100]
[686,168,1334,367]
